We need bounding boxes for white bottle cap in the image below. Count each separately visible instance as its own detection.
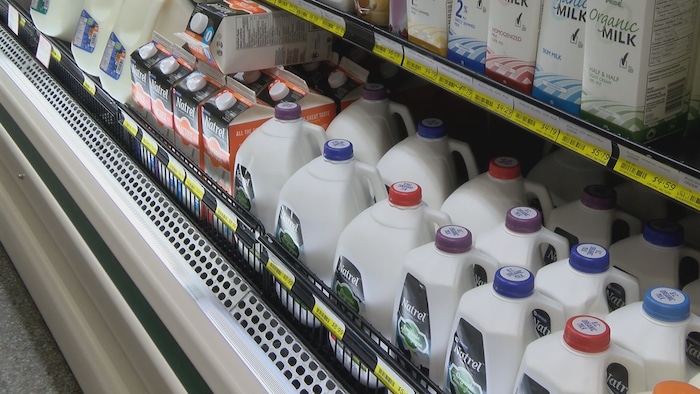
[189,13,209,35]
[269,81,290,101]
[328,71,347,88]
[186,74,207,92]
[216,92,237,111]
[159,57,179,75]
[138,42,157,59]
[235,70,261,84]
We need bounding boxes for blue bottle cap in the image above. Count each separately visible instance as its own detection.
[642,287,690,322]
[417,118,446,139]
[323,139,353,161]
[493,266,534,298]
[568,243,609,274]
[642,219,684,247]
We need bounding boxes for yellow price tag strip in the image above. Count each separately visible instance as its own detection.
[215,204,239,232]
[265,258,296,290]
[674,185,700,211]
[557,132,611,166]
[402,55,438,82]
[614,159,678,198]
[82,75,96,96]
[167,159,186,182]
[51,47,61,62]
[319,16,345,37]
[471,91,514,119]
[122,114,139,137]
[373,43,403,65]
[312,296,346,341]
[436,72,473,101]
[141,134,158,156]
[184,176,205,200]
[373,358,415,394]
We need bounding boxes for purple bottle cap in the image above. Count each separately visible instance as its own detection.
[505,206,542,233]
[580,184,616,210]
[361,83,388,100]
[435,225,472,253]
[274,102,301,121]
[642,219,684,247]
[417,118,446,139]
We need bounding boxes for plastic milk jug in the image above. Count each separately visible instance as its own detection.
[444,266,566,394]
[441,156,554,236]
[614,181,670,224]
[535,243,641,318]
[605,287,700,389]
[610,219,700,298]
[447,0,490,74]
[474,206,570,286]
[98,0,194,104]
[545,184,642,249]
[514,315,647,394]
[30,0,85,42]
[71,0,125,76]
[392,225,497,382]
[233,102,327,231]
[376,118,479,208]
[325,83,417,166]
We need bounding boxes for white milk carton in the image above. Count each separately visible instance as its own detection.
[30,0,85,42]
[533,0,588,115]
[687,5,700,135]
[447,0,489,74]
[406,0,451,56]
[581,0,700,143]
[71,0,125,76]
[130,39,172,116]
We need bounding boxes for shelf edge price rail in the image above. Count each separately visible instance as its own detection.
[613,146,682,201]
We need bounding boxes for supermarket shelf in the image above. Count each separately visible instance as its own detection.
[258,0,700,213]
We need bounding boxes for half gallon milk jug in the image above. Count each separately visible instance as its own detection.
[325,83,416,166]
[331,181,451,339]
[605,287,700,389]
[610,219,700,298]
[392,225,497,382]
[535,243,641,318]
[376,118,479,208]
[233,102,326,232]
[445,266,566,394]
[545,184,643,249]
[514,315,647,394]
[441,156,554,236]
[98,0,194,104]
[474,206,570,286]
[71,0,125,76]
[30,0,85,42]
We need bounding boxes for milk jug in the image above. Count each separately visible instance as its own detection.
[71,0,124,76]
[445,266,566,394]
[474,206,570,286]
[233,102,327,231]
[545,184,643,249]
[30,0,85,42]
[325,83,416,166]
[441,156,554,236]
[610,219,700,298]
[98,0,194,104]
[376,118,479,208]
[614,181,670,224]
[605,287,700,389]
[392,225,497,382]
[514,315,647,394]
[535,243,641,318]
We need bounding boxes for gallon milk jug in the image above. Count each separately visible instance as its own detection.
[535,243,641,318]
[545,184,643,249]
[234,102,327,232]
[441,156,554,236]
[474,206,570,286]
[376,118,479,208]
[614,181,669,223]
[30,0,85,42]
[392,225,497,382]
[325,83,416,166]
[610,219,700,299]
[98,0,194,104]
[71,0,125,76]
[445,266,566,394]
[514,315,647,394]
[605,287,700,389]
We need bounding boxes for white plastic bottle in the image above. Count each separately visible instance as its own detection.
[474,206,570,286]
[98,0,194,104]
[234,102,327,232]
[71,0,125,76]
[440,156,554,236]
[605,287,700,389]
[444,266,566,394]
[392,225,497,382]
[610,219,700,299]
[545,184,643,249]
[325,83,416,166]
[535,243,641,318]
[514,315,647,394]
[30,0,85,42]
[376,118,479,208]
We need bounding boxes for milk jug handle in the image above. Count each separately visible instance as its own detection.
[302,122,328,153]
[388,102,417,136]
[448,139,479,180]
[423,207,452,229]
[537,229,570,261]
[354,161,389,202]
[523,179,554,221]
[611,210,643,236]
[607,267,642,307]
[531,295,568,333]
[679,246,700,268]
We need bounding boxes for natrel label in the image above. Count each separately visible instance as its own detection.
[448,0,490,73]
[446,319,487,394]
[150,57,194,131]
[276,205,304,259]
[130,42,170,112]
[396,273,431,372]
[581,0,699,143]
[333,256,365,314]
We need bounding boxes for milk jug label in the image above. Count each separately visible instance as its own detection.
[397,273,431,372]
[532,308,552,337]
[276,205,303,259]
[100,33,126,80]
[234,164,255,212]
[73,10,98,53]
[606,363,629,394]
[447,319,486,394]
[686,331,700,367]
[473,264,488,287]
[30,0,48,14]
[606,283,626,312]
[515,374,550,394]
[333,256,364,314]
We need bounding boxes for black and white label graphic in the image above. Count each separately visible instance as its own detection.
[396,274,431,371]
[447,319,487,394]
[333,256,364,314]
[606,362,629,394]
[606,282,627,312]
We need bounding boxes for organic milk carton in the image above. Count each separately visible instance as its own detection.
[533,0,588,115]
[447,0,490,74]
[130,39,171,116]
[485,0,545,94]
[406,0,451,56]
[581,0,699,143]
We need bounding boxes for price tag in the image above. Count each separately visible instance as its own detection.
[560,122,612,165]
[402,48,438,82]
[51,47,61,62]
[265,257,296,290]
[36,35,52,68]
[513,99,561,141]
[473,79,514,118]
[320,10,346,36]
[373,358,415,394]
[82,74,96,96]
[141,133,158,156]
[312,296,346,340]
[167,158,186,182]
[184,176,205,200]
[121,112,139,137]
[273,0,301,17]
[215,203,239,232]
[614,147,680,198]
[436,64,473,100]
[372,34,403,65]
[8,5,19,35]
[557,132,611,166]
[674,185,700,211]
